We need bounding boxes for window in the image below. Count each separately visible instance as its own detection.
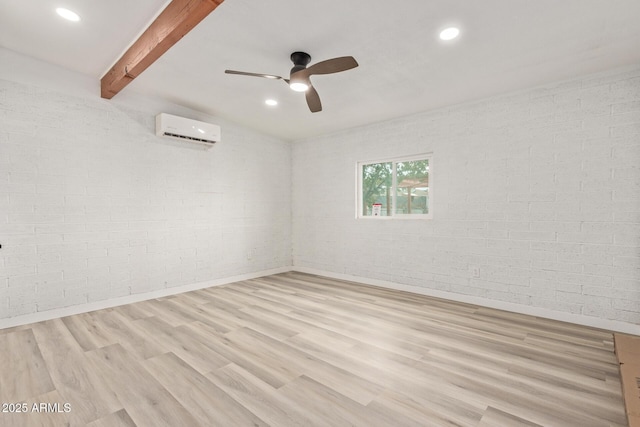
[357,154,432,219]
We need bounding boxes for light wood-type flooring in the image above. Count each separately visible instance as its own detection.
[0,272,629,426]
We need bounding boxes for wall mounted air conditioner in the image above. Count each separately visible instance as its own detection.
[155,113,221,146]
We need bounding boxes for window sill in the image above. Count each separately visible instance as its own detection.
[357,215,432,220]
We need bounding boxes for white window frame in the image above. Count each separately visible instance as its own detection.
[356,153,433,220]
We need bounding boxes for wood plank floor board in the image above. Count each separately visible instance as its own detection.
[114,303,153,322]
[288,332,507,417]
[287,326,362,352]
[197,288,247,310]
[60,313,117,352]
[152,298,213,325]
[228,326,385,405]
[605,372,625,395]
[473,306,614,341]
[227,284,314,315]
[277,374,427,427]
[344,345,495,412]
[345,341,436,378]
[87,311,166,361]
[84,409,137,427]
[504,364,626,417]
[284,333,413,389]
[179,320,301,388]
[284,307,434,359]
[30,319,123,425]
[177,288,220,305]
[230,290,300,316]
[191,299,248,332]
[206,303,300,341]
[131,316,231,373]
[425,348,626,423]
[369,388,486,427]
[476,347,617,397]
[274,273,473,312]
[143,352,268,427]
[238,304,344,339]
[206,363,317,427]
[292,288,529,343]
[416,351,625,427]
[477,406,543,427]
[208,306,296,343]
[135,299,193,327]
[0,328,55,402]
[0,271,630,426]
[85,343,201,427]
[466,334,610,383]
[156,297,233,333]
[0,324,31,335]
[210,327,302,385]
[523,333,618,363]
[431,324,618,381]
[287,313,624,424]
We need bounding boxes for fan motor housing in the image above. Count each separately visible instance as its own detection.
[290,51,311,74]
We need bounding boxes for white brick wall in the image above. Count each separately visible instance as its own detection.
[2,48,639,330]
[292,66,640,325]
[0,54,291,319]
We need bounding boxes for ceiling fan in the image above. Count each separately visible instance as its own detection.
[225,52,358,113]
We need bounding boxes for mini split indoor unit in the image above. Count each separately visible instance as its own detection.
[155,113,221,146]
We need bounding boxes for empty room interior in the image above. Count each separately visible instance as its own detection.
[1,0,640,426]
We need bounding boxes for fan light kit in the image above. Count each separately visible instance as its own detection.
[290,82,309,92]
[56,7,80,22]
[439,27,460,40]
[225,51,358,113]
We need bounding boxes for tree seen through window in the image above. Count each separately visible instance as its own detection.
[360,156,430,218]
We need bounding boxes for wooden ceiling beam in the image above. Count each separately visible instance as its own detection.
[100,0,224,99]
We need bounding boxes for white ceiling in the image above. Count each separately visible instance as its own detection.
[1,0,639,141]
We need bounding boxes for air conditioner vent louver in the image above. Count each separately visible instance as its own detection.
[162,132,214,143]
[156,113,221,146]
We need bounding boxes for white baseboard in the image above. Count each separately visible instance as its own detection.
[0,266,293,330]
[3,265,638,336]
[292,267,640,336]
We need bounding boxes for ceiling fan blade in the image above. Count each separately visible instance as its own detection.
[302,56,358,77]
[305,85,322,113]
[225,70,287,82]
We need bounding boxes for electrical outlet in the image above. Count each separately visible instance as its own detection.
[247,250,254,260]
[472,267,480,278]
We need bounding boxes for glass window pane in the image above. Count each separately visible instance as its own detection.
[395,159,429,215]
[362,162,392,216]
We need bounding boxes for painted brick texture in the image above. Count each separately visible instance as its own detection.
[292,66,640,325]
[0,78,291,319]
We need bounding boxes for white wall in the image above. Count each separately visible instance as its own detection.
[293,66,640,329]
[2,47,639,332]
[0,49,291,321]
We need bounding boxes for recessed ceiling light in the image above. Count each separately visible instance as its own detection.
[56,7,81,22]
[265,99,278,106]
[439,27,460,41]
